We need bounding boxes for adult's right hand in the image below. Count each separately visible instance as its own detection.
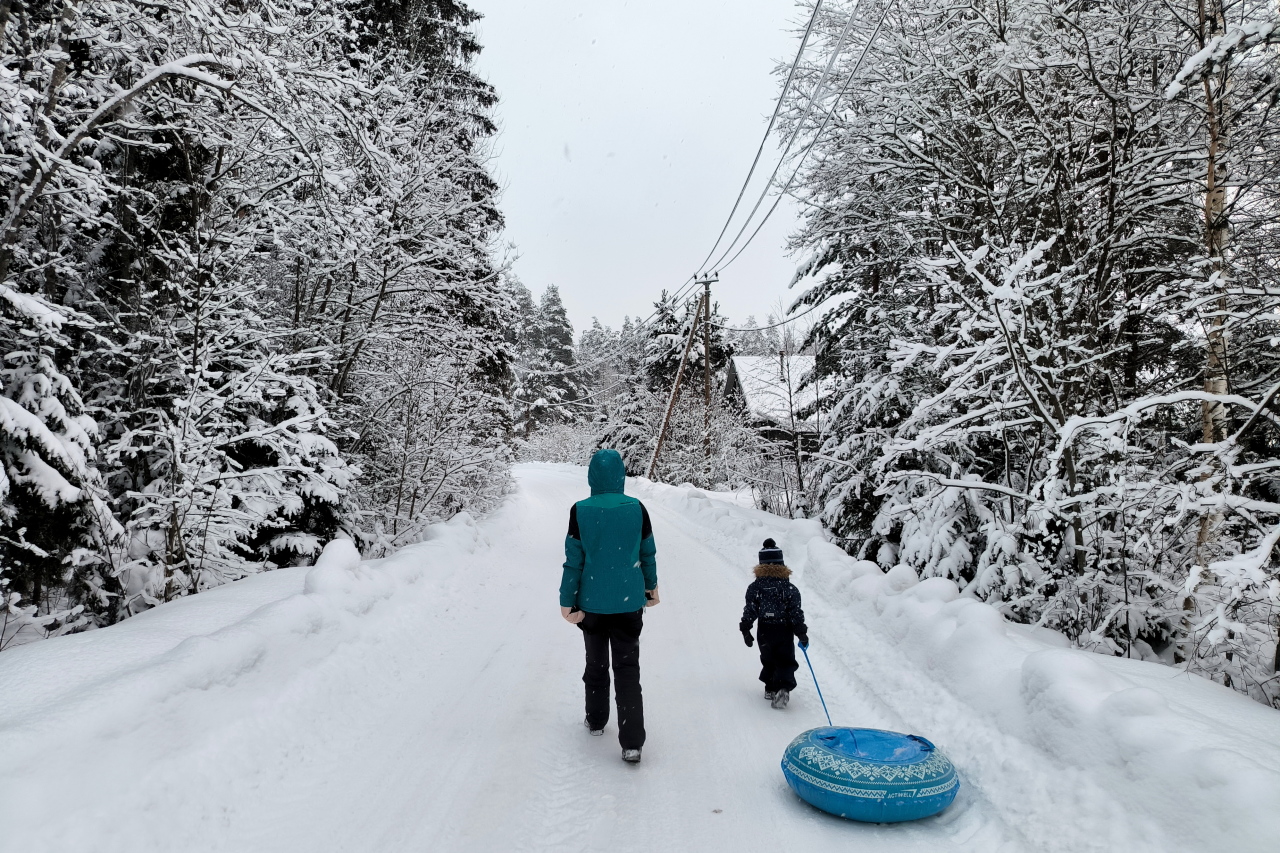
[742,629,754,648]
[561,606,585,624]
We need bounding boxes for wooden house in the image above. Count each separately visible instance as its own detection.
[724,355,822,449]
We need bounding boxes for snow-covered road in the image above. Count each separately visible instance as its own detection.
[1,465,1276,852]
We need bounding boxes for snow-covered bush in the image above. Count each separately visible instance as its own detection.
[514,423,601,466]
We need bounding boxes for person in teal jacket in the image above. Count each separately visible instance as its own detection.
[560,449,658,764]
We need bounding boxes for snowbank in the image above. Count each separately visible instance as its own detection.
[0,515,484,850]
[637,479,1280,853]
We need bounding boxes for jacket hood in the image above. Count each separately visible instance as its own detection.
[753,563,792,579]
[588,449,627,495]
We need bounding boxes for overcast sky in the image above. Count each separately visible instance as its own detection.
[471,0,807,332]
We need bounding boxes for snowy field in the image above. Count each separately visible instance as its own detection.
[1,464,1277,852]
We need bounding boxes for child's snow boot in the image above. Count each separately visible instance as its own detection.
[771,689,790,710]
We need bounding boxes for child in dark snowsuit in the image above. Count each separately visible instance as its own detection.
[740,538,808,709]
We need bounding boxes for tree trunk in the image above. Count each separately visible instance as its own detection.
[1195,0,1231,560]
[1182,0,1232,664]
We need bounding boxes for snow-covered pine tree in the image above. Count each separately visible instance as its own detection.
[73,0,370,616]
[506,278,541,435]
[94,208,353,612]
[642,291,689,393]
[509,284,587,435]
[0,284,104,647]
[598,388,660,476]
[727,316,783,357]
[790,0,1280,703]
[533,285,586,420]
[565,315,644,472]
[0,0,516,640]
[509,281,588,435]
[0,0,260,633]
[577,318,619,404]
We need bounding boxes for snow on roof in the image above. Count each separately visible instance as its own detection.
[727,355,819,428]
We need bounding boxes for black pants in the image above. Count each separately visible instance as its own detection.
[757,623,799,693]
[580,609,645,750]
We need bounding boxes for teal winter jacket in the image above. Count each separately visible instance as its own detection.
[559,449,658,614]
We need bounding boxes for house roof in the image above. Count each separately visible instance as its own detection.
[726,355,819,429]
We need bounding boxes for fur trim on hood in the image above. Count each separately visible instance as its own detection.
[753,563,792,579]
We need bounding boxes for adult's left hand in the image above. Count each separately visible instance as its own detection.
[645,587,660,607]
[561,606,585,624]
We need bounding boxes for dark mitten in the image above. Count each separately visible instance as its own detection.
[796,632,809,649]
[742,629,755,648]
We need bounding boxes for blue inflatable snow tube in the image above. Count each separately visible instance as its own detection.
[781,727,959,822]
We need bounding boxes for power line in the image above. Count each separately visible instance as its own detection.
[704,0,868,275]
[693,0,828,276]
[715,299,825,332]
[552,375,636,407]
[533,2,860,383]
[706,0,896,274]
[515,274,704,378]
[521,2,894,386]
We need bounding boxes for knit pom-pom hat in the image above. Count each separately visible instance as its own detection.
[758,538,785,565]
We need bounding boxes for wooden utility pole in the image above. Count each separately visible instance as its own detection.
[782,348,806,517]
[701,275,716,472]
[646,290,707,481]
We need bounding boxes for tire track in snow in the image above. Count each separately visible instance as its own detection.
[641,482,1174,853]
[637,484,1036,850]
[632,479,1013,852]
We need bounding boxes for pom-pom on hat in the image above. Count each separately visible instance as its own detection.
[759,538,785,565]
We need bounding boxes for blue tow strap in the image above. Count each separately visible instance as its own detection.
[799,642,832,727]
